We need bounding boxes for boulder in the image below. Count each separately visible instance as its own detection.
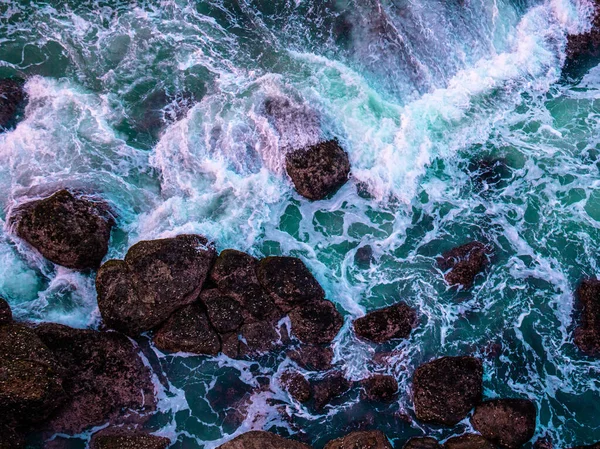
[96,234,216,335]
[90,429,170,449]
[221,320,282,359]
[404,437,441,449]
[210,249,260,295]
[412,356,483,426]
[285,139,351,201]
[202,289,245,334]
[444,434,496,449]
[574,278,600,355]
[565,4,600,74]
[217,431,313,449]
[436,242,492,289]
[0,423,25,449]
[0,78,25,130]
[355,245,374,266]
[13,190,114,270]
[353,302,417,344]
[289,299,343,345]
[287,345,334,371]
[312,372,351,410]
[153,303,221,356]
[471,399,537,449]
[34,323,156,434]
[0,298,12,325]
[281,371,311,403]
[324,431,392,449]
[361,374,398,402]
[533,436,553,449]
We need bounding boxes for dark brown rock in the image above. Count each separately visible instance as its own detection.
[565,4,600,73]
[285,139,351,201]
[0,78,25,130]
[533,436,553,449]
[201,289,245,334]
[0,298,11,325]
[90,428,170,449]
[444,434,496,449]
[96,234,216,335]
[153,303,221,355]
[570,444,600,449]
[289,299,343,345]
[217,431,313,449]
[0,422,25,449]
[353,302,417,343]
[471,399,537,449]
[210,249,260,295]
[34,323,156,434]
[238,321,282,357]
[361,374,398,402]
[13,190,114,270]
[412,356,483,426]
[403,437,441,449]
[281,371,311,403]
[574,278,600,356]
[355,245,373,266]
[288,345,334,371]
[324,430,392,449]
[312,372,351,410]
[436,242,492,289]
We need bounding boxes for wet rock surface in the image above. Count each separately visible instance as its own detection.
[217,430,313,449]
[323,430,392,449]
[281,371,312,403]
[437,241,492,289]
[288,345,334,371]
[312,372,351,410]
[574,278,600,356]
[285,139,351,201]
[361,374,398,402]
[13,190,114,270]
[0,78,26,130]
[412,356,483,426]
[403,437,441,449]
[471,399,537,449]
[289,298,343,345]
[89,428,170,449]
[443,434,496,449]
[353,302,417,343]
[355,245,374,266]
[565,3,600,75]
[0,298,12,325]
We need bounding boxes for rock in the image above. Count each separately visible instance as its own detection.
[281,371,311,403]
[471,399,537,449]
[210,249,260,296]
[565,4,600,74]
[96,234,216,335]
[289,299,343,344]
[355,245,373,266]
[0,423,25,449]
[312,372,351,410]
[403,437,441,449]
[324,431,392,449]
[412,356,483,426]
[0,324,66,425]
[90,429,170,449]
[153,303,221,356]
[444,434,496,449]
[288,345,334,371]
[237,321,282,357]
[34,323,156,434]
[13,190,115,270]
[353,302,417,344]
[263,96,321,152]
[436,242,492,289]
[361,374,398,402]
[574,278,600,356]
[202,289,245,334]
[533,436,553,449]
[0,298,12,325]
[257,257,325,310]
[570,444,600,449]
[285,139,351,200]
[468,157,511,190]
[0,78,25,130]
[217,431,313,449]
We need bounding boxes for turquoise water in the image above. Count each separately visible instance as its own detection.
[1,0,600,447]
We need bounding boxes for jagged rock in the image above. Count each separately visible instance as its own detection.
[444,434,496,449]
[289,299,343,345]
[324,431,392,449]
[288,345,334,371]
[471,399,537,449]
[201,289,245,334]
[96,234,216,335]
[403,437,441,449]
[436,242,492,289]
[90,428,170,449]
[0,423,25,449]
[238,321,282,357]
[257,257,325,310]
[0,78,25,130]
[0,298,12,325]
[355,245,373,266]
[533,436,553,449]
[153,303,221,356]
[217,431,313,449]
[286,139,351,201]
[412,356,483,426]
[353,302,417,343]
[574,278,600,356]
[565,4,600,74]
[210,249,260,296]
[361,374,398,402]
[312,372,351,410]
[13,190,114,270]
[34,323,155,434]
[281,371,311,403]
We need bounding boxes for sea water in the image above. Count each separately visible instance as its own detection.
[1,0,600,447]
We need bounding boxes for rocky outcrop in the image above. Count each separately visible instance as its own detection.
[0,298,11,325]
[534,436,553,449]
[0,78,25,130]
[403,437,441,449]
[565,3,600,74]
[471,399,536,449]
[285,140,351,201]
[312,372,351,410]
[444,434,496,449]
[361,374,398,402]
[412,356,483,426]
[34,323,156,434]
[217,431,313,449]
[96,234,216,335]
[288,299,343,345]
[287,345,334,371]
[281,371,311,403]
[437,242,492,289]
[13,190,115,270]
[324,431,392,449]
[89,428,170,449]
[574,278,600,356]
[353,302,417,343]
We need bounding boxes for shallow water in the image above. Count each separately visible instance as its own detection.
[1,0,600,447]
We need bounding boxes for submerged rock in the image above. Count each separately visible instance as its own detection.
[312,372,351,410]
[471,399,536,449]
[324,431,392,449]
[289,298,343,345]
[412,356,483,426]
[34,323,156,434]
[436,242,492,289]
[96,234,216,335]
[217,431,313,449]
[287,345,334,371]
[533,436,553,449]
[361,374,398,402]
[565,4,600,75]
[468,157,512,190]
[13,190,115,270]
[403,437,441,449]
[355,245,374,266]
[90,428,170,449]
[353,302,417,343]
[0,78,26,130]
[281,371,312,403]
[570,444,600,449]
[444,434,496,449]
[285,139,351,201]
[0,298,12,325]
[574,278,600,356]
